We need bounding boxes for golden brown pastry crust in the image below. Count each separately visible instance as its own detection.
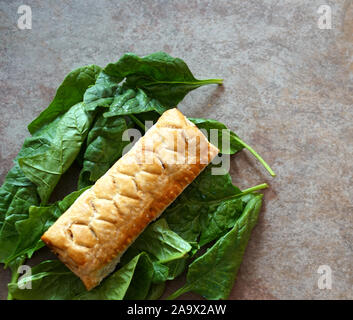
[41,108,219,290]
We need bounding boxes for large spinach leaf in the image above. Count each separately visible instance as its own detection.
[8,253,156,300]
[5,187,90,264]
[74,253,153,300]
[8,260,86,300]
[0,108,88,263]
[198,197,244,247]
[124,254,155,300]
[103,86,167,117]
[83,71,118,111]
[28,65,101,134]
[0,182,38,263]
[167,194,263,300]
[119,217,192,289]
[131,218,192,264]
[0,137,51,262]
[18,102,94,204]
[164,164,242,242]
[104,52,223,107]
[83,69,167,116]
[78,112,133,189]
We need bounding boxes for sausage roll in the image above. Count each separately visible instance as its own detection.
[41,108,219,290]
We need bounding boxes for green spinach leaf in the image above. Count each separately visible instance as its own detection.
[5,187,90,264]
[18,102,94,204]
[104,52,222,107]
[28,65,101,134]
[0,116,82,264]
[124,254,154,300]
[9,253,155,300]
[198,198,244,247]
[165,164,242,242]
[132,218,191,264]
[74,253,153,300]
[167,194,263,300]
[103,86,167,117]
[78,112,133,189]
[83,71,118,111]
[0,180,38,263]
[0,137,52,262]
[8,260,86,300]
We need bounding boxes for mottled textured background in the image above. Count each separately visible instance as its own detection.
[0,0,352,300]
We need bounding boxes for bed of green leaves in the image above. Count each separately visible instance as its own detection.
[0,52,274,300]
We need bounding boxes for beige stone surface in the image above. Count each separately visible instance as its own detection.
[0,0,352,299]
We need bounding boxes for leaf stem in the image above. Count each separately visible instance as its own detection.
[193,183,268,205]
[144,79,224,86]
[7,255,26,300]
[165,285,191,300]
[241,183,268,195]
[199,79,223,85]
[167,183,268,209]
[232,135,276,177]
[129,115,146,131]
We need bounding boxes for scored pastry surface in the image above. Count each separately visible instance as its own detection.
[41,108,219,290]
